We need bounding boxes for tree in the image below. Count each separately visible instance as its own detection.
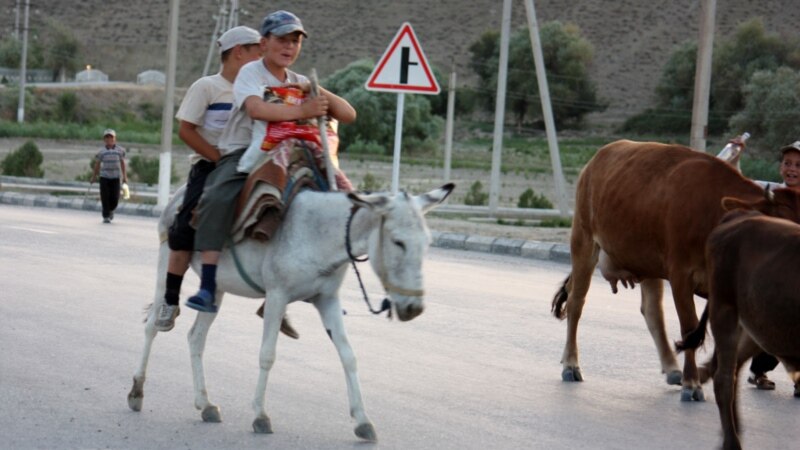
[41,19,81,81]
[323,59,443,155]
[469,22,606,128]
[623,18,800,135]
[729,67,800,157]
[0,37,22,68]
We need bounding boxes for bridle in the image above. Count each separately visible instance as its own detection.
[345,205,424,318]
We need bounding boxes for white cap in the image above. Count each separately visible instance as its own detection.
[217,26,262,52]
[103,128,116,137]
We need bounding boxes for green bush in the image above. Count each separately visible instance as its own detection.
[347,139,385,155]
[729,67,800,156]
[740,155,781,183]
[1,140,44,177]
[517,188,553,208]
[74,157,96,182]
[464,180,488,206]
[128,153,176,185]
[56,92,79,122]
[539,217,572,228]
[357,172,386,192]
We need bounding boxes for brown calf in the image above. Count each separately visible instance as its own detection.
[677,206,800,449]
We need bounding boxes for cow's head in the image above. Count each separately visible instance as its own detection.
[721,187,800,224]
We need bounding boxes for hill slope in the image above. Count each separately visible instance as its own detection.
[3,0,798,123]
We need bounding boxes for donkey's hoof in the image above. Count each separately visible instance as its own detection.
[201,405,222,423]
[252,416,273,434]
[355,422,377,441]
[680,386,705,402]
[127,378,144,412]
[562,367,584,382]
[666,370,683,386]
[127,392,143,412]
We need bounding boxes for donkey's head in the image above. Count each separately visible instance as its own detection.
[347,183,454,321]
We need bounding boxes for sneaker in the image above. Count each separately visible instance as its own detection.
[155,304,180,331]
[109,211,115,221]
[747,374,776,390]
[103,217,111,223]
[186,289,218,313]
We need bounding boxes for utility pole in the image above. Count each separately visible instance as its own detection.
[523,0,569,216]
[227,0,239,29]
[488,0,512,215]
[158,0,180,208]
[16,0,29,123]
[689,0,716,152]
[203,1,227,77]
[443,69,456,182]
[14,0,21,40]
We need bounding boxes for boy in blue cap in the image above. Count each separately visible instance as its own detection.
[186,10,356,313]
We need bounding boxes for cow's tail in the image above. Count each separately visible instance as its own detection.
[551,274,571,320]
[675,304,709,352]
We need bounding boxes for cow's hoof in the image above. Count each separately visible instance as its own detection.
[253,416,273,434]
[355,422,377,441]
[666,370,683,386]
[201,405,222,423]
[562,367,584,382]
[680,386,705,402]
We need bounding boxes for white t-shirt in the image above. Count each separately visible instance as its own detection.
[175,73,234,163]
[755,180,786,190]
[217,59,307,156]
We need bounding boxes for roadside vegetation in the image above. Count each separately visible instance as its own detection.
[1,17,793,213]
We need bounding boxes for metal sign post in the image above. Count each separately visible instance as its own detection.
[366,22,440,195]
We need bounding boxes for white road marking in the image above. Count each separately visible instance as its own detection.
[4,226,57,235]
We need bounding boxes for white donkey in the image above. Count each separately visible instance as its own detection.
[128,183,454,441]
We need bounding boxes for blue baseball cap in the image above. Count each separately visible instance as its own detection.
[260,10,308,38]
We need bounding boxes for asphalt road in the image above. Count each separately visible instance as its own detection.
[1,205,797,449]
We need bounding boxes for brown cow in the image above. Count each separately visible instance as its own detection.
[551,139,800,401]
[677,206,800,449]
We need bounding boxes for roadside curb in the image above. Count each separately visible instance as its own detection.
[0,191,571,264]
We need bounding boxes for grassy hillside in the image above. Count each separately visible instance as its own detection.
[2,0,798,124]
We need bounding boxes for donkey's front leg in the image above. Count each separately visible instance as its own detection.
[188,291,224,423]
[252,292,287,434]
[314,296,376,441]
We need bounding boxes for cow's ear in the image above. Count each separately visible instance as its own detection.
[721,196,753,211]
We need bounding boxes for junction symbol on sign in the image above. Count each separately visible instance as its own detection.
[365,22,440,95]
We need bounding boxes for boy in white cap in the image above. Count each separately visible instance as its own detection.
[186,10,356,313]
[155,26,263,331]
[91,129,126,223]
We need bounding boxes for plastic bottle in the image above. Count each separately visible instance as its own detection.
[716,132,750,171]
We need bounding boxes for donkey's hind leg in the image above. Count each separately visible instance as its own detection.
[128,305,159,411]
[188,291,224,423]
[314,295,376,441]
[128,241,169,412]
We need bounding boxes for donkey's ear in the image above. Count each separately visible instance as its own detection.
[414,183,455,215]
[348,192,390,211]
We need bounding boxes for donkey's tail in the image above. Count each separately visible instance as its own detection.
[551,274,571,320]
[675,304,709,352]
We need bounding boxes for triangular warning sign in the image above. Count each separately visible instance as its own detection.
[365,22,440,95]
